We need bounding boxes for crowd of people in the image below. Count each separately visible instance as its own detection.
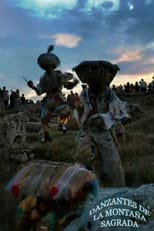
[0,86,34,111]
[1,76,154,113]
[0,79,152,112]
[112,77,154,94]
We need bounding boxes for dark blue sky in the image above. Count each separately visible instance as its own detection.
[0,0,154,100]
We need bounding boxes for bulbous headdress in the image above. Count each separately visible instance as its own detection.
[73,60,120,85]
[37,45,60,70]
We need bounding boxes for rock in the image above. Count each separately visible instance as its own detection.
[0,112,28,147]
[64,184,154,231]
[9,147,35,163]
[26,121,42,133]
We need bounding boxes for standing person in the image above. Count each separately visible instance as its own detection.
[14,89,21,109]
[9,89,21,109]
[134,81,140,93]
[0,87,4,111]
[2,86,9,109]
[26,45,79,142]
[139,78,147,93]
[148,76,154,93]
[73,60,129,187]
[20,94,26,106]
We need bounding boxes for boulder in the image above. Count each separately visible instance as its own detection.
[65,184,154,231]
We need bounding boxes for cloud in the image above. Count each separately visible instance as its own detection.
[9,0,122,20]
[111,41,154,76]
[52,33,82,48]
[39,33,82,48]
[113,49,142,63]
[15,0,77,9]
[85,0,120,11]
[1,0,154,95]
[9,0,78,19]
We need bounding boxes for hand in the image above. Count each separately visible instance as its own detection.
[27,80,34,88]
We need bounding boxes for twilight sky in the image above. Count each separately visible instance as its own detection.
[0,0,154,100]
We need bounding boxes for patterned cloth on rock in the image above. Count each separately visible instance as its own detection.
[50,163,97,200]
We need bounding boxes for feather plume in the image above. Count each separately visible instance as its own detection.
[47,45,54,54]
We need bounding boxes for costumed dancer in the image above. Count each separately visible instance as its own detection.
[73,60,130,187]
[26,45,79,142]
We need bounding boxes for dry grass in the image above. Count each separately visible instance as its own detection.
[118,94,154,186]
[30,130,77,162]
[25,94,154,187]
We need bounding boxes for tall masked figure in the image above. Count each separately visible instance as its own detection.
[73,60,130,187]
[27,45,79,142]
